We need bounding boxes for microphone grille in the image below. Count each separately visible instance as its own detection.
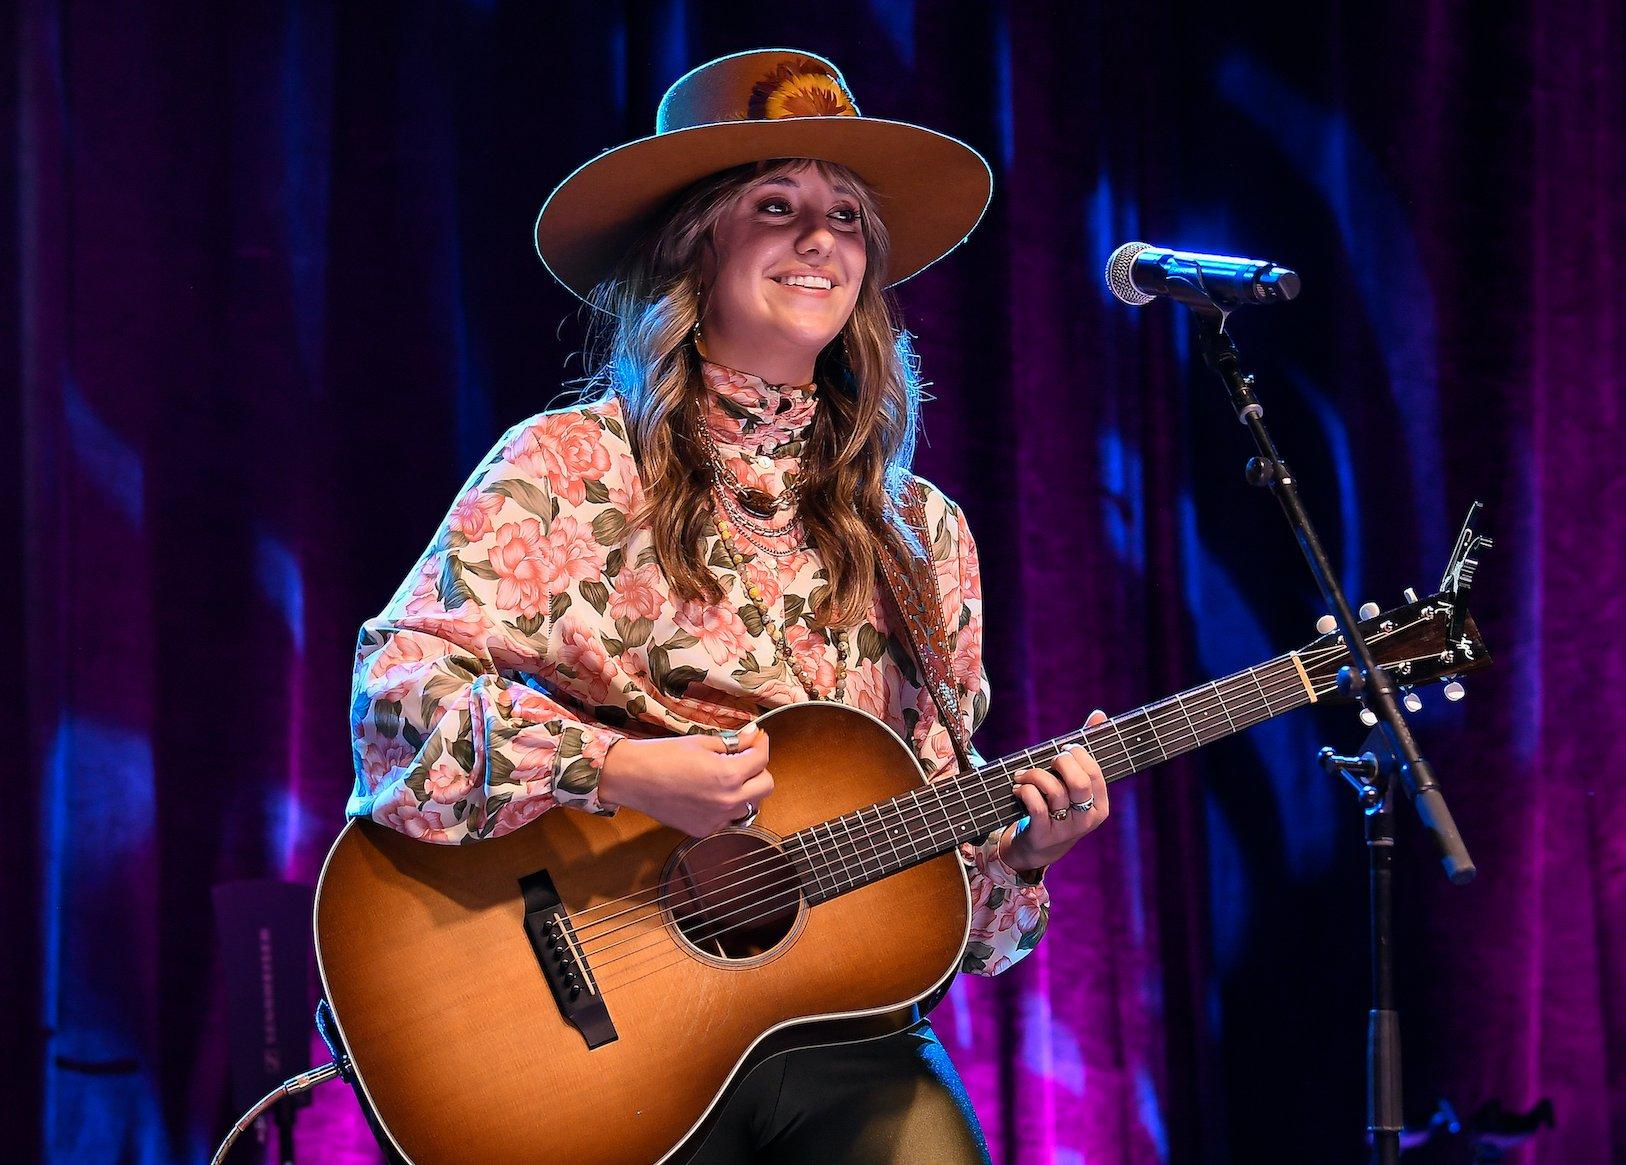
[1105,242,1155,306]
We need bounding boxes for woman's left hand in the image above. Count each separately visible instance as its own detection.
[1001,709,1111,872]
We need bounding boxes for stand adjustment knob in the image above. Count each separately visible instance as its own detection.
[1315,615,1337,634]
[1358,602,1381,620]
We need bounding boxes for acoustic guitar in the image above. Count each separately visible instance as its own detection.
[315,587,1488,1164]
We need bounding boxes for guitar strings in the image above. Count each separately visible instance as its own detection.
[588,649,1450,997]
[585,641,1449,988]
[563,614,1430,965]
[566,656,1328,950]
[559,633,1367,944]
[573,660,1341,969]
[581,668,1322,973]
[568,635,1379,961]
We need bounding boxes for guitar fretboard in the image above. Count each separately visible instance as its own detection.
[784,652,1316,903]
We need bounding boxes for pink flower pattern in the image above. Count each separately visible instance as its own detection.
[424,753,474,805]
[674,599,754,666]
[348,365,1045,977]
[539,515,602,593]
[449,487,504,540]
[506,412,613,505]
[555,615,613,705]
[608,563,665,621]
[490,519,552,617]
[784,621,840,696]
[845,656,900,722]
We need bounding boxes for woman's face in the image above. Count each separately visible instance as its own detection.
[698,164,868,384]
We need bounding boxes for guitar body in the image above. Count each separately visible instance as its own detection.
[315,702,973,1165]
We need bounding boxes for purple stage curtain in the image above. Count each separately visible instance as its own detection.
[9,2,1622,1163]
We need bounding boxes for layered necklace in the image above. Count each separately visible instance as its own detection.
[695,353,847,702]
[691,352,811,554]
[702,434,801,518]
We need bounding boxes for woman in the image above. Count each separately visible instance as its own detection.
[349,49,1110,1163]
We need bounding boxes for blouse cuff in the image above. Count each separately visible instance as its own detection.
[983,825,1047,887]
[548,722,625,817]
[987,848,1048,888]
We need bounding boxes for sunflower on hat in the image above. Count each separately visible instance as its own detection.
[748,61,857,120]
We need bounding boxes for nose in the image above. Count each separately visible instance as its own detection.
[796,220,835,257]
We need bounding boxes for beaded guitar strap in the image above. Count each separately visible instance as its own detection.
[876,480,975,773]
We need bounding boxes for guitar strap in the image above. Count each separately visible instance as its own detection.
[876,479,975,773]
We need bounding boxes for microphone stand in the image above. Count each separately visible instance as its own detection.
[1187,306,1476,1165]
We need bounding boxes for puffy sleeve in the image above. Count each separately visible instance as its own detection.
[912,487,1050,977]
[346,419,625,845]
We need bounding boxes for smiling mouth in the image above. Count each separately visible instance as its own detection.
[770,275,836,291]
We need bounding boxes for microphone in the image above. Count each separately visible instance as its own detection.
[1105,242,1301,310]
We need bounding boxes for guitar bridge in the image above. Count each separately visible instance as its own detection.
[519,868,617,1049]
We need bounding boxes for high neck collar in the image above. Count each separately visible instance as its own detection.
[698,354,819,460]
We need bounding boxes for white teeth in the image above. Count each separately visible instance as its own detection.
[775,275,833,289]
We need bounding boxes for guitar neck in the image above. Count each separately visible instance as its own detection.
[786,651,1319,903]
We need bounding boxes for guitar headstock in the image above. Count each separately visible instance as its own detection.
[1298,592,1492,705]
[1440,500,1493,642]
[1298,504,1495,715]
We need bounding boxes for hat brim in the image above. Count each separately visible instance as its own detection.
[534,117,993,304]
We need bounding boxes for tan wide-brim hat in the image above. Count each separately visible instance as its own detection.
[534,48,993,304]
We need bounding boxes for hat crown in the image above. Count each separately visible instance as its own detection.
[656,49,861,133]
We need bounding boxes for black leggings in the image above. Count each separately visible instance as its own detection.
[685,1018,993,1165]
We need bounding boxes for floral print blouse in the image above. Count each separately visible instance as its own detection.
[347,358,1049,976]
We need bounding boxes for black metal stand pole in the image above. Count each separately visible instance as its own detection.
[1367,762,1402,1165]
[1192,310,1475,884]
[1319,738,1404,1165]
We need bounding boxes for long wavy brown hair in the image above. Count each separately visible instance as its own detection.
[577,158,926,630]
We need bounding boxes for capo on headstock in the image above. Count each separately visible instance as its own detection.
[1440,501,1493,642]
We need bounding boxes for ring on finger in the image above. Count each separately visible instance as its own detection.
[719,728,741,755]
[1048,807,1070,821]
[1069,798,1094,812]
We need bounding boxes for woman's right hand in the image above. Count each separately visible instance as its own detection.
[597,724,773,837]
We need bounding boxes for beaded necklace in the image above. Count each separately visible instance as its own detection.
[712,512,848,702]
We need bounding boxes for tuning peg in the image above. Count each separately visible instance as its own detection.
[1403,587,1419,603]
[1443,680,1465,702]
[1403,691,1423,713]
[1358,602,1381,620]
[1316,614,1338,634]
[1360,708,1378,727]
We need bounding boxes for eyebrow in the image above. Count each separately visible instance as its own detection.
[756,176,858,199]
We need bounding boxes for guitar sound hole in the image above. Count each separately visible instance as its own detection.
[664,833,800,961]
